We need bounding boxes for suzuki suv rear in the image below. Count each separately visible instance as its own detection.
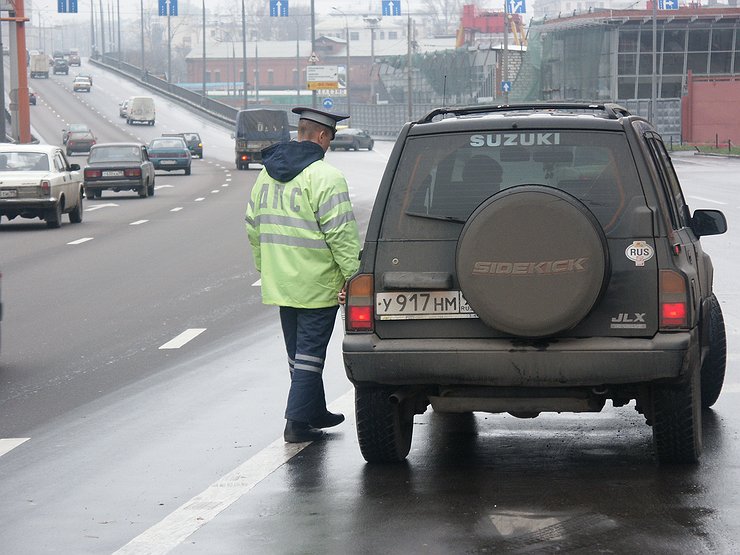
[343,103,727,464]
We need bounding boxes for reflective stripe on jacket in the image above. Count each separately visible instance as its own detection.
[245,158,360,308]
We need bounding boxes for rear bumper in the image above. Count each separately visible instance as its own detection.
[343,331,699,388]
[152,160,189,170]
[84,179,143,191]
[0,198,57,217]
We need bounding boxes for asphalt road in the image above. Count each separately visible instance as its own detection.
[2,68,740,554]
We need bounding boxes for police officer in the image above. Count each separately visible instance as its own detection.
[245,107,361,443]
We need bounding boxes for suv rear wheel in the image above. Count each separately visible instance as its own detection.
[356,387,414,463]
[651,365,702,464]
[700,293,726,408]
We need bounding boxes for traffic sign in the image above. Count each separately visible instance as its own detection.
[308,51,320,64]
[323,98,334,110]
[270,0,289,17]
[501,81,512,93]
[382,0,401,16]
[158,0,178,16]
[506,0,526,14]
[659,0,679,9]
[58,0,78,12]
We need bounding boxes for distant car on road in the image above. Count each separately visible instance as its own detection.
[0,144,84,228]
[162,132,203,158]
[65,131,96,156]
[330,128,374,151]
[29,88,36,105]
[118,98,130,118]
[52,58,69,75]
[73,77,91,92]
[67,49,81,66]
[62,123,91,145]
[147,137,191,175]
[84,143,155,199]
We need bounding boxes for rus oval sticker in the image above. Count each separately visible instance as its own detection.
[625,241,654,267]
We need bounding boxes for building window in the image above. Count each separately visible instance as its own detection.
[206,70,211,83]
[350,31,360,41]
[619,30,639,53]
[663,29,686,52]
[268,69,274,85]
[379,31,385,39]
[687,52,708,74]
[214,70,221,82]
[389,31,398,40]
[688,29,709,51]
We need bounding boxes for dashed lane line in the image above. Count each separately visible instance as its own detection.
[67,237,94,245]
[130,220,149,226]
[85,203,119,212]
[0,438,30,458]
[252,279,261,287]
[194,197,205,202]
[158,328,207,350]
[112,390,354,555]
[170,207,184,212]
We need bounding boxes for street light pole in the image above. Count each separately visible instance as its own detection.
[140,0,145,77]
[202,0,206,104]
[332,7,350,120]
[241,0,248,108]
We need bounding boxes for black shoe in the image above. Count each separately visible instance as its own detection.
[284,420,326,443]
[310,411,345,429]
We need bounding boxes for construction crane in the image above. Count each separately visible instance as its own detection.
[456,4,527,48]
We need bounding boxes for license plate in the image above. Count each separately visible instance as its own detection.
[376,291,477,320]
[0,189,17,198]
[102,170,124,177]
[160,160,176,165]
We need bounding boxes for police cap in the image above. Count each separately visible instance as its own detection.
[292,106,348,134]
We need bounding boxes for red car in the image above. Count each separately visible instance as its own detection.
[65,131,96,156]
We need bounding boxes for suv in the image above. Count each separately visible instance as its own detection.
[343,103,728,465]
[53,58,69,75]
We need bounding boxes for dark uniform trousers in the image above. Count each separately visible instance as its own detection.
[279,305,339,423]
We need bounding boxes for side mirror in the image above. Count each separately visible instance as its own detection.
[691,209,727,237]
[69,163,80,171]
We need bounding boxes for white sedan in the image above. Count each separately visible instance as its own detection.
[0,144,84,228]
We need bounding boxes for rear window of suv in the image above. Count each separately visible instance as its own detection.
[382,130,645,240]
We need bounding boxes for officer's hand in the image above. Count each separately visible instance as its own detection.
[338,287,347,305]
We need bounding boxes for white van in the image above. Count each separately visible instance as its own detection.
[126,96,155,126]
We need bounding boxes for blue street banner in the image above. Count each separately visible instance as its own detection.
[58,0,78,12]
[659,0,679,9]
[158,0,178,16]
[506,0,526,14]
[69,0,78,12]
[382,0,401,16]
[58,0,66,12]
[270,0,289,17]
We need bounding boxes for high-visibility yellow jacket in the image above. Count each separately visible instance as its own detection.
[245,141,360,308]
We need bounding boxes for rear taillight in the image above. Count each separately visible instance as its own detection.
[40,180,51,195]
[346,274,374,332]
[85,169,101,178]
[124,168,142,177]
[660,270,689,328]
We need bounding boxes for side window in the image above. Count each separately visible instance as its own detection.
[142,148,149,161]
[644,134,689,229]
[54,153,66,172]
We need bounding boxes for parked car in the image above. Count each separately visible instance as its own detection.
[29,88,36,105]
[62,123,91,145]
[342,102,728,465]
[84,143,155,199]
[162,132,203,158]
[118,98,130,118]
[147,137,191,175]
[0,144,84,228]
[330,128,374,151]
[65,131,96,156]
[52,58,69,75]
[73,77,91,92]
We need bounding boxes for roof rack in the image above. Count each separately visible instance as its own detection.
[418,103,632,124]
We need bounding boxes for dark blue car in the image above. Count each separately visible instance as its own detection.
[147,137,192,175]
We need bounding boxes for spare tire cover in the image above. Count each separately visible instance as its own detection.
[456,185,609,337]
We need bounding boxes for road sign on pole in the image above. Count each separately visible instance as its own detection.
[658,0,679,9]
[382,0,401,16]
[158,0,178,16]
[270,0,289,17]
[501,81,512,93]
[506,0,526,14]
[323,98,334,110]
[58,0,78,13]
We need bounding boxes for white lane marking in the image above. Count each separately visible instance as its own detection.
[225,178,232,182]
[0,438,30,458]
[252,279,261,286]
[155,184,174,190]
[85,203,119,211]
[687,195,727,205]
[194,197,205,202]
[222,184,229,188]
[67,237,94,245]
[113,390,354,555]
[158,328,206,350]
[211,190,220,194]
[170,207,184,212]
[130,220,149,226]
